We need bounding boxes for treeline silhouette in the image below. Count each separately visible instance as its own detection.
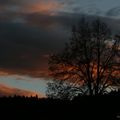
[0,91,120,120]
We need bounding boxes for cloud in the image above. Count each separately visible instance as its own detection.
[0,12,120,78]
[106,7,120,17]
[23,1,63,14]
[1,0,120,18]
[0,0,120,78]
[0,0,63,14]
[0,19,69,78]
[0,84,45,98]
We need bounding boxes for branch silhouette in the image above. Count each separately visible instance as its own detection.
[47,17,120,99]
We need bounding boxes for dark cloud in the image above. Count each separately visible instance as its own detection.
[0,0,120,78]
[0,14,70,77]
[106,7,120,17]
[0,0,34,5]
[0,0,17,5]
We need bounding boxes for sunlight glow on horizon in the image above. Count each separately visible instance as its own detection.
[0,75,50,97]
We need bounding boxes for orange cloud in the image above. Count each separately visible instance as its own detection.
[0,52,50,78]
[0,84,46,98]
[0,67,50,79]
[22,1,63,15]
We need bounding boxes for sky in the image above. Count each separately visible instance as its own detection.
[0,0,120,97]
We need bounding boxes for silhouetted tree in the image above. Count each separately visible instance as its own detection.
[46,80,81,100]
[47,18,120,98]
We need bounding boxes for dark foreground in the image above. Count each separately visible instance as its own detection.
[0,95,120,120]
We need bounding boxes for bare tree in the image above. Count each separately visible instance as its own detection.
[47,18,120,97]
[46,80,80,100]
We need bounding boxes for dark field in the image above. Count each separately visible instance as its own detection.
[0,94,120,120]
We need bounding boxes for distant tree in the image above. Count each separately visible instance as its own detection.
[46,80,81,100]
[108,88,120,96]
[47,18,120,98]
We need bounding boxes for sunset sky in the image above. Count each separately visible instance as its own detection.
[0,0,120,97]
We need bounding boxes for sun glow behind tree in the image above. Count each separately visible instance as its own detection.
[47,18,120,99]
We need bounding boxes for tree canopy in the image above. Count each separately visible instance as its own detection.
[47,18,120,98]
